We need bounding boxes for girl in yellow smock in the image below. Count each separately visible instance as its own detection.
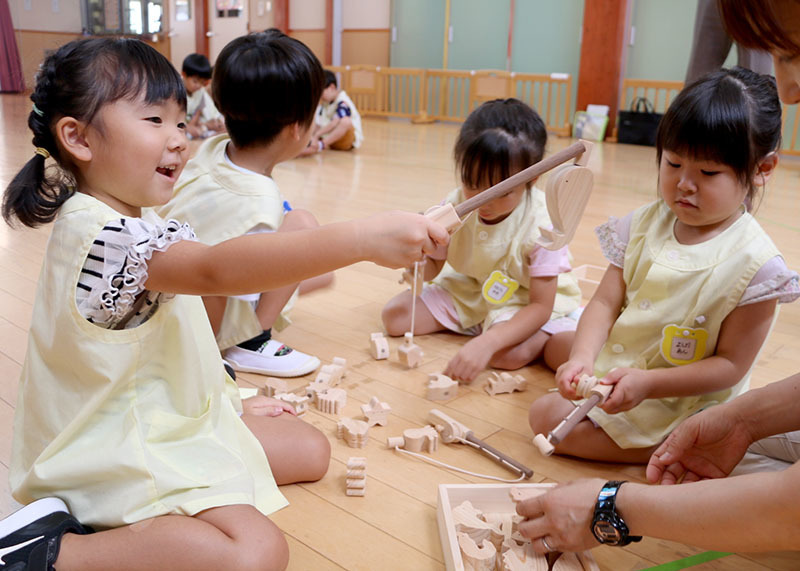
[0,37,447,570]
[529,67,800,464]
[382,99,582,383]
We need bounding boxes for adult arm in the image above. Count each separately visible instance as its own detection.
[518,464,800,553]
[647,371,800,484]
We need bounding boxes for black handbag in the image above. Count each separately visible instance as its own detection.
[617,97,662,146]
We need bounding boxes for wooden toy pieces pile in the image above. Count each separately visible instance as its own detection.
[262,357,349,417]
[338,395,392,449]
[453,489,586,571]
[345,457,367,497]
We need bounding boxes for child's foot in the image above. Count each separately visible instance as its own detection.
[0,497,89,570]
[224,339,320,377]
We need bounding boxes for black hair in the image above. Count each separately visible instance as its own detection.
[656,66,782,204]
[3,37,186,228]
[182,53,213,79]
[212,29,325,148]
[718,0,800,55]
[324,70,337,89]
[454,98,547,191]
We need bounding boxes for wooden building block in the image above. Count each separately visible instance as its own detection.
[398,332,423,368]
[485,372,528,396]
[400,426,439,453]
[427,373,458,401]
[272,392,310,416]
[316,358,347,386]
[345,456,367,497]
[369,332,390,360]
[316,387,347,415]
[263,377,288,397]
[361,396,391,427]
[457,533,496,571]
[337,418,369,448]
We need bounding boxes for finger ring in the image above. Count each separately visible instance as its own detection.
[542,536,555,552]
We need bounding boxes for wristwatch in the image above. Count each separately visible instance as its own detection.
[591,480,643,546]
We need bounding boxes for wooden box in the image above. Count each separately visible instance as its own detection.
[436,483,599,571]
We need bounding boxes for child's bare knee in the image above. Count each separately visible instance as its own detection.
[381,301,409,336]
[528,394,559,433]
[303,429,332,481]
[235,524,289,571]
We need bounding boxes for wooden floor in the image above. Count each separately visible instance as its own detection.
[2,91,800,570]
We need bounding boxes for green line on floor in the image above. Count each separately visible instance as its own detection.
[642,551,733,570]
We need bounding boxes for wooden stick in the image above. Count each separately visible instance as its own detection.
[454,140,589,219]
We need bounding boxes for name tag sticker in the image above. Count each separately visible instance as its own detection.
[482,270,519,305]
[660,325,708,366]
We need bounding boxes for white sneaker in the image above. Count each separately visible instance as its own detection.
[224,339,320,377]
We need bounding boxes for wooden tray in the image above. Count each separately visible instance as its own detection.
[437,483,600,571]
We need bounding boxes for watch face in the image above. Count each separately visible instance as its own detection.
[593,519,622,544]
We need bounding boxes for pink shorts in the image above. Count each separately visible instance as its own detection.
[419,283,582,336]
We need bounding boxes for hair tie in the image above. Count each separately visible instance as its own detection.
[32,104,44,117]
[34,147,50,159]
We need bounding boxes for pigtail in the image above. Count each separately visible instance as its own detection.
[3,53,76,228]
[2,151,75,228]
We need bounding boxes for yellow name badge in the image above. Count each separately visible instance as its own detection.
[482,270,519,305]
[660,325,709,366]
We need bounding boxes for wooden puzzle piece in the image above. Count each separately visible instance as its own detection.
[457,532,496,571]
[485,372,528,396]
[337,417,369,448]
[305,377,332,399]
[398,331,423,368]
[316,387,347,415]
[393,425,439,453]
[369,332,389,360]
[536,163,593,251]
[315,357,347,386]
[272,392,310,416]
[345,456,367,497]
[427,373,458,401]
[263,377,288,397]
[360,396,391,427]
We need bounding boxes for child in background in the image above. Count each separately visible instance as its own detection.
[159,31,332,377]
[0,37,446,570]
[181,53,225,139]
[529,67,800,463]
[300,70,363,154]
[382,98,582,383]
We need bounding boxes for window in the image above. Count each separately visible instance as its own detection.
[84,0,164,35]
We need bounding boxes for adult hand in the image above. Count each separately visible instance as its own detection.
[646,403,753,485]
[516,479,606,553]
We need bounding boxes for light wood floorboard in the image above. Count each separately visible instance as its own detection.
[1,92,800,569]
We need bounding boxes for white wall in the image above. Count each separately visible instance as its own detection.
[342,0,388,29]
[9,0,82,32]
[289,0,325,29]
